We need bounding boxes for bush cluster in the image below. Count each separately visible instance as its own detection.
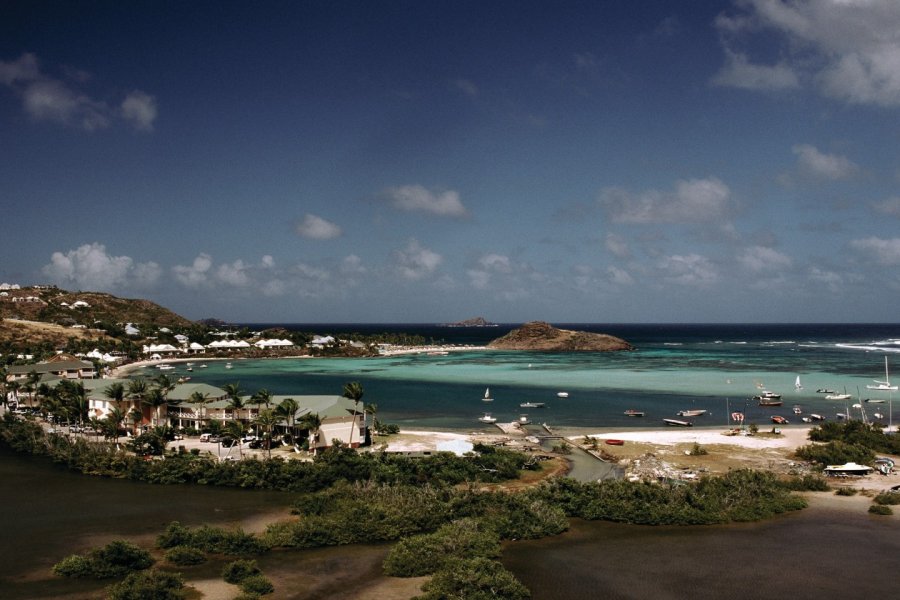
[53,540,154,579]
[157,522,269,556]
[808,421,900,454]
[795,440,875,468]
[105,569,185,600]
[164,545,207,566]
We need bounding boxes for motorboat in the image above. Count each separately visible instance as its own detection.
[157,364,175,370]
[482,387,493,402]
[810,413,825,421]
[677,409,707,417]
[754,390,782,405]
[518,415,530,425]
[520,402,545,408]
[225,362,233,369]
[865,399,886,404]
[801,417,812,423]
[792,405,802,415]
[624,409,645,417]
[825,392,851,400]
[771,415,789,424]
[478,413,497,424]
[823,462,873,477]
[836,412,848,420]
[873,412,885,420]
[556,391,569,398]
[663,418,693,427]
[867,357,898,391]
[816,389,836,394]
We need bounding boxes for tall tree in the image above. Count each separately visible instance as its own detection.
[299,412,322,453]
[342,381,364,447]
[224,420,246,459]
[253,408,280,459]
[275,397,299,439]
[105,405,126,446]
[223,382,244,424]
[365,402,379,437]
[188,390,211,430]
[143,388,166,427]
[127,378,148,428]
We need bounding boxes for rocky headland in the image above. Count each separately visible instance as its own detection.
[487,321,633,352]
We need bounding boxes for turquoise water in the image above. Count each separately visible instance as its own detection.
[158,323,900,430]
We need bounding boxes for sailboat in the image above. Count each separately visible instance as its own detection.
[867,357,898,391]
[795,376,803,390]
[482,387,493,402]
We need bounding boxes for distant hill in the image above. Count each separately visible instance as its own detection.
[487,321,633,352]
[441,316,498,327]
[0,286,195,351]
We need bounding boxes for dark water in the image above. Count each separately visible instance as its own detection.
[503,505,900,599]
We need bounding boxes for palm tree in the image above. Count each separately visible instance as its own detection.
[275,397,300,440]
[127,378,148,428]
[342,381,364,447]
[253,408,280,459]
[128,407,143,435]
[7,380,20,408]
[188,390,211,431]
[143,388,166,427]
[105,405,126,446]
[23,370,41,407]
[298,412,322,454]
[103,382,126,408]
[364,402,379,437]
[224,420,246,459]
[223,382,244,424]
[251,388,273,409]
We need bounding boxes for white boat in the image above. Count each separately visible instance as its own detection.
[810,413,825,421]
[816,389,836,394]
[663,418,693,427]
[865,399,886,404]
[792,405,802,415]
[478,413,497,424]
[874,412,885,420]
[224,362,233,369]
[823,462,873,476]
[795,376,803,390]
[867,356,898,391]
[677,409,707,417]
[518,414,530,425]
[624,409,645,417]
[157,364,175,370]
[825,392,851,400]
[556,391,569,398]
[482,387,493,402]
[199,364,208,368]
[520,402,545,408]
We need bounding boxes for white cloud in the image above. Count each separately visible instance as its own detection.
[850,236,900,265]
[657,254,718,285]
[712,51,800,91]
[467,254,513,289]
[295,214,342,240]
[739,246,793,272]
[383,184,470,218]
[42,243,158,291]
[599,177,731,224]
[791,144,859,180]
[0,52,157,131]
[121,90,157,131]
[173,253,213,287]
[607,266,634,285]
[340,254,366,275]
[604,233,630,258]
[714,0,900,106]
[216,260,250,287]
[393,239,443,280]
[808,266,844,292]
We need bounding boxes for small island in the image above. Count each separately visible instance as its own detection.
[441,316,498,327]
[488,321,633,352]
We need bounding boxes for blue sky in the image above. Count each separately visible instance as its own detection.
[2,1,900,323]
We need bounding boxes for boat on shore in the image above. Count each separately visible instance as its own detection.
[624,409,645,417]
[604,439,624,446]
[677,409,707,417]
[663,418,693,427]
[823,462,873,476]
[520,402,545,408]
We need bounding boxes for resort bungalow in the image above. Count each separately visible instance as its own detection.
[6,357,96,383]
[142,343,180,356]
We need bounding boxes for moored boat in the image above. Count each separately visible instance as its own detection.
[825,392,851,400]
[624,409,645,417]
[520,402,545,408]
[771,415,789,424]
[556,391,569,398]
[663,418,693,427]
[810,413,825,421]
[677,409,707,417]
[792,405,802,415]
[867,356,898,391]
[478,413,497,424]
[482,387,493,402]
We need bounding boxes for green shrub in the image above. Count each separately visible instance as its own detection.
[868,504,893,515]
[106,569,185,600]
[383,519,500,577]
[222,559,260,584]
[795,441,875,467]
[164,545,206,566]
[689,443,708,456]
[781,474,829,492]
[415,557,530,600]
[53,540,154,579]
[873,491,900,505]
[834,487,858,496]
[157,522,268,555]
[239,574,275,595]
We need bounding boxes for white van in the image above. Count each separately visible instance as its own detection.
[199,433,211,442]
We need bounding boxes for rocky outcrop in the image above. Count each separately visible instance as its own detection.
[443,316,497,327]
[487,321,633,352]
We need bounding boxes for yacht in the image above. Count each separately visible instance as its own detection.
[867,356,898,391]
[478,413,497,424]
